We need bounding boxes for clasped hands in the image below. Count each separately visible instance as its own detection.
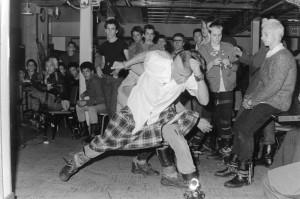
[242,98,253,109]
[213,58,230,69]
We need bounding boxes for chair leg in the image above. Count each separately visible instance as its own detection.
[101,114,109,135]
[51,114,58,141]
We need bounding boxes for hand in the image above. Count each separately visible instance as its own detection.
[234,46,242,57]
[112,61,126,70]
[47,83,53,90]
[197,118,213,133]
[80,93,85,99]
[242,99,252,109]
[77,100,86,107]
[96,68,104,78]
[213,57,223,66]
[298,93,300,102]
[189,59,202,76]
[222,59,230,68]
[110,68,121,78]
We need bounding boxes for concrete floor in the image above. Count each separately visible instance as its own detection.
[14,126,268,199]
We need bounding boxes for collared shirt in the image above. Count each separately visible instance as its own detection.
[127,50,199,134]
[266,43,284,58]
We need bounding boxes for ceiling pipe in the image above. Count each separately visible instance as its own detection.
[260,0,284,15]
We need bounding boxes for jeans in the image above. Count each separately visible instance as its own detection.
[237,106,276,145]
[212,91,234,139]
[262,120,276,145]
[76,103,107,124]
[101,76,123,118]
[232,103,280,162]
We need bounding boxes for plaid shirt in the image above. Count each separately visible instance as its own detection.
[89,106,199,152]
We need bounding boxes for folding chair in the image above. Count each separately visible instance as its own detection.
[43,85,79,143]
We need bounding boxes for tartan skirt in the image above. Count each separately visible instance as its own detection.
[89,105,199,152]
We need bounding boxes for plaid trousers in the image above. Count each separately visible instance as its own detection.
[88,105,199,153]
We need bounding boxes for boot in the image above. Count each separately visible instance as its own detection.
[59,151,90,182]
[199,133,216,155]
[224,161,253,188]
[157,146,184,187]
[182,172,205,199]
[254,144,275,167]
[68,114,80,138]
[82,123,100,143]
[90,123,100,137]
[207,138,232,160]
[132,151,160,176]
[214,153,238,177]
[188,130,205,165]
[76,121,89,139]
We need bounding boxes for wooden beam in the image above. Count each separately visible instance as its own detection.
[114,0,256,9]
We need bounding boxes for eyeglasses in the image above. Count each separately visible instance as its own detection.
[173,39,183,42]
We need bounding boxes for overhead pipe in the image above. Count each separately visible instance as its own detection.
[260,0,284,15]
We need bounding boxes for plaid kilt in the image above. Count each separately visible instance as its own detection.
[89,105,199,152]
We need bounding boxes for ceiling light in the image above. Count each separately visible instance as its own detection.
[184,16,196,19]
[287,19,300,22]
[21,3,34,15]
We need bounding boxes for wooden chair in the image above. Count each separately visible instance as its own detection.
[43,85,79,143]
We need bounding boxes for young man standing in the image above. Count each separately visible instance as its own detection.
[192,28,203,51]
[59,41,79,68]
[215,19,296,188]
[198,22,238,160]
[59,50,208,199]
[97,19,129,118]
[172,33,185,56]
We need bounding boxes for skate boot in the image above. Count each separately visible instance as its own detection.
[182,173,205,199]
[214,153,238,177]
[59,151,90,182]
[224,160,253,188]
[68,114,80,138]
[75,121,89,139]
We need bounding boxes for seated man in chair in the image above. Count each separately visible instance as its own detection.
[75,62,106,140]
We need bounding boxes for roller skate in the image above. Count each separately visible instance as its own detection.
[183,178,205,199]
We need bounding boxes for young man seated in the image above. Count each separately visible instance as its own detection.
[75,62,106,140]
[29,57,70,112]
[59,50,208,198]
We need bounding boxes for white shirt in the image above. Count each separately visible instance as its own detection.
[127,51,199,134]
[266,43,284,58]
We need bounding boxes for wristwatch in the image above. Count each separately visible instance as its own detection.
[194,74,205,82]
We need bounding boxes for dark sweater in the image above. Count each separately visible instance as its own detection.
[248,49,297,111]
[82,74,105,106]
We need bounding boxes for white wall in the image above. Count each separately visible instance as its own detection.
[0,0,13,198]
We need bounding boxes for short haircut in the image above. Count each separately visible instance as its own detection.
[208,21,223,33]
[68,41,76,48]
[131,26,143,36]
[26,59,37,67]
[158,34,167,41]
[104,19,120,31]
[193,28,202,36]
[172,33,185,40]
[175,50,206,74]
[58,61,66,69]
[143,24,155,32]
[80,61,94,72]
[68,62,79,70]
[205,16,218,24]
[261,18,284,38]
